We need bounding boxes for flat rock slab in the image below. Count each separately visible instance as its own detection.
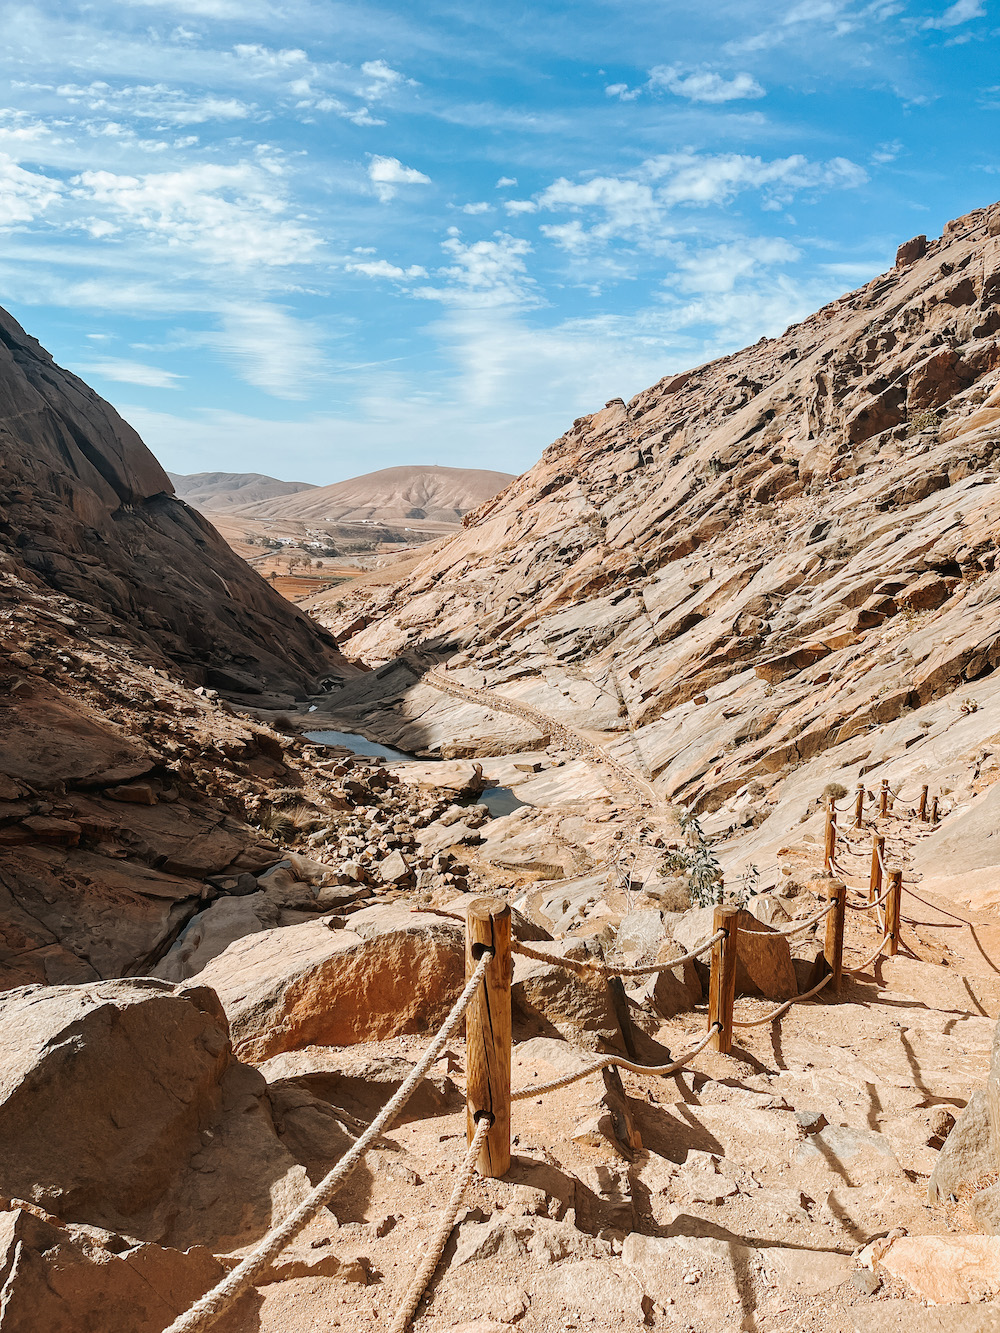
[852,1303,1000,1332]
[763,1245,853,1296]
[878,1235,1000,1305]
[880,957,1000,1019]
[198,911,464,1061]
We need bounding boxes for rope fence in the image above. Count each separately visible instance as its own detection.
[161,949,494,1333]
[388,1114,492,1333]
[162,771,948,1333]
[509,929,725,978]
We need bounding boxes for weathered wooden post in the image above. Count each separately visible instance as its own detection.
[885,869,902,957]
[824,879,846,993]
[465,898,511,1178]
[918,784,928,822]
[879,779,890,819]
[854,783,865,830]
[931,795,939,824]
[870,832,884,905]
[709,905,739,1055]
[824,797,837,873]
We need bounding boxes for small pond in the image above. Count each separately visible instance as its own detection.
[305,728,420,764]
[304,728,528,818]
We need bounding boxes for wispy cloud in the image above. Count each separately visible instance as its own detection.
[206,303,330,398]
[922,0,986,28]
[72,356,183,388]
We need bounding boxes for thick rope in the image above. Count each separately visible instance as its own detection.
[844,931,891,975]
[388,1114,492,1333]
[510,929,725,978]
[511,1023,721,1100]
[900,884,973,925]
[162,949,494,1333]
[411,906,465,923]
[731,970,833,1027]
[772,898,836,938]
[845,880,894,912]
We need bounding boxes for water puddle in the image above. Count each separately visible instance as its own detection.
[304,729,422,764]
[305,729,529,818]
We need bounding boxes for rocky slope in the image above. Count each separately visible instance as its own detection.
[167,471,318,511]
[235,464,515,525]
[312,202,1000,891]
[0,304,347,697]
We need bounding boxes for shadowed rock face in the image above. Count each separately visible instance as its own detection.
[0,305,347,694]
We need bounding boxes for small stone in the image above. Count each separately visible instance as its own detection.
[106,783,157,806]
[851,1268,881,1295]
[795,1110,829,1135]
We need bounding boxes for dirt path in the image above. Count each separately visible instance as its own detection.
[424,668,661,810]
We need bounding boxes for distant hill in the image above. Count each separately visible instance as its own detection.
[232,465,516,525]
[167,471,317,510]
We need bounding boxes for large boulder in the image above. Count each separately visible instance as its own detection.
[198,906,465,1062]
[0,1205,253,1333]
[930,1017,1000,1230]
[671,906,797,1000]
[0,981,229,1235]
[511,940,624,1052]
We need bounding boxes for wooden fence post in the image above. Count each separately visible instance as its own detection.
[709,905,739,1055]
[854,783,865,830]
[466,898,511,1178]
[885,869,902,957]
[824,797,837,873]
[869,832,884,905]
[879,779,889,819]
[824,879,846,993]
[918,784,928,822]
[931,795,939,824]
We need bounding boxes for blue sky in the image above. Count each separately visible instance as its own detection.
[0,0,997,483]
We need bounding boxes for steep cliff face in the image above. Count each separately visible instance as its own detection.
[0,305,348,694]
[318,202,1000,854]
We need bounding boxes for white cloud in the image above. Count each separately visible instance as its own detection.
[360,59,410,98]
[73,357,182,388]
[649,65,766,103]
[503,199,537,215]
[367,154,431,202]
[496,176,518,187]
[605,82,642,101]
[537,175,662,241]
[531,152,866,256]
[0,153,62,227]
[414,231,537,308]
[648,151,868,206]
[461,201,492,214]
[674,237,801,293]
[922,0,985,26]
[54,82,254,125]
[119,0,262,13]
[870,139,903,164]
[70,163,322,266]
[346,259,429,279]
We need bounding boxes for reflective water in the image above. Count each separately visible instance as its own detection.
[305,729,529,817]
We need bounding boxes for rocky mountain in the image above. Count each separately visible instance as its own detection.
[5,213,1000,1329]
[0,305,348,696]
[315,201,1000,890]
[232,463,515,525]
[166,470,318,511]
